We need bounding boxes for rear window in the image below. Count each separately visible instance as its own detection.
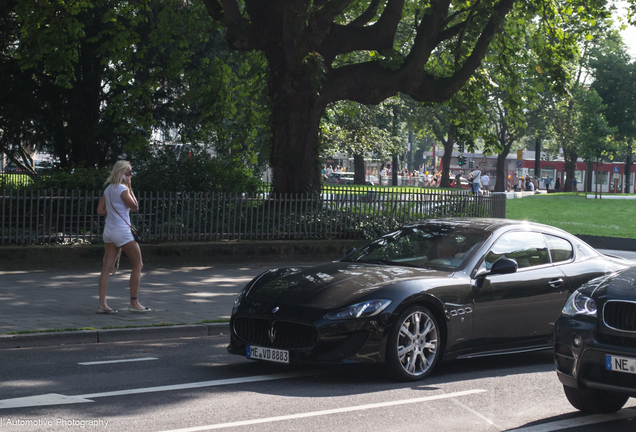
[544,234,573,263]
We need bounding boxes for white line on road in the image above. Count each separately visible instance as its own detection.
[78,357,159,365]
[511,408,636,432]
[451,396,501,429]
[156,389,488,432]
[0,371,321,410]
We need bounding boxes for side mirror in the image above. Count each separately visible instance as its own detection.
[490,257,518,275]
[474,257,518,280]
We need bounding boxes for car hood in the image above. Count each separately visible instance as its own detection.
[594,266,636,302]
[244,261,453,310]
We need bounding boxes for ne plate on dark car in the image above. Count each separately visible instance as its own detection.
[228,218,632,381]
[555,266,636,413]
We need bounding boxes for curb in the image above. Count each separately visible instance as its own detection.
[0,323,230,350]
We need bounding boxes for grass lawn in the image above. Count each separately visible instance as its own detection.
[505,193,636,239]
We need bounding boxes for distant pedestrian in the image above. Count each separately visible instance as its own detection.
[470,167,481,194]
[555,177,561,192]
[454,172,463,188]
[544,177,551,190]
[481,173,490,191]
[96,160,150,314]
[511,173,519,191]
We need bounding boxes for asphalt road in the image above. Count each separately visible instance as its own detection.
[1,335,636,432]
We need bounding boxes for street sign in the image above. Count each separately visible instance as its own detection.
[516,160,522,168]
[517,149,523,160]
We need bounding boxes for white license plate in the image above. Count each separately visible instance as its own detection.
[246,345,289,364]
[606,354,636,374]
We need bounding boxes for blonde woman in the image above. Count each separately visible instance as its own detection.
[96,160,150,313]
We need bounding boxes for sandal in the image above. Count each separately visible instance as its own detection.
[129,306,152,313]
[97,307,117,314]
[129,297,152,312]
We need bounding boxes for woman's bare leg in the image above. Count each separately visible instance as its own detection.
[98,243,121,310]
[121,241,145,309]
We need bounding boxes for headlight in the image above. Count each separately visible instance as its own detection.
[562,290,597,317]
[232,290,245,315]
[325,300,392,320]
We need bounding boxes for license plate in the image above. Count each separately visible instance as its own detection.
[246,345,289,364]
[606,354,636,374]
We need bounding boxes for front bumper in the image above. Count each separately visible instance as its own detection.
[227,313,391,364]
[554,316,636,397]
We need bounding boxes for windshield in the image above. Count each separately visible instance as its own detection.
[342,225,490,270]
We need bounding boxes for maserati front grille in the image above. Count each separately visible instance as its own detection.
[233,317,317,350]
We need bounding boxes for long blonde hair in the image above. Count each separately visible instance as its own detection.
[104,160,131,187]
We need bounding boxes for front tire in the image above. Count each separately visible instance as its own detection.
[563,385,629,414]
[386,305,441,381]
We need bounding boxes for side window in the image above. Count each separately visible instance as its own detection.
[484,231,550,269]
[544,234,573,263]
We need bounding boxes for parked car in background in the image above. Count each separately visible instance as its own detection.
[555,266,636,413]
[325,172,355,184]
[227,218,631,381]
[366,175,380,185]
[452,176,470,189]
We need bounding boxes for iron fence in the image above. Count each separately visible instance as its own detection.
[0,187,506,245]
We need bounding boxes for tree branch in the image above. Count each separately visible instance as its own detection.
[318,0,405,63]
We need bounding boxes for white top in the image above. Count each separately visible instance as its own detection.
[471,170,481,184]
[481,174,490,186]
[104,184,131,229]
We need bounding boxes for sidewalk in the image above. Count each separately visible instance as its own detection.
[2,246,635,351]
[0,259,326,350]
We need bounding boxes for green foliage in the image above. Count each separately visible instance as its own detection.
[18,148,262,193]
[29,167,111,191]
[2,0,269,171]
[127,147,262,194]
[321,100,403,162]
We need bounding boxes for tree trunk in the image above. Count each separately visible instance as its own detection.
[495,149,510,192]
[392,154,399,186]
[562,150,577,193]
[439,138,454,188]
[269,87,323,194]
[353,154,365,184]
[625,146,634,194]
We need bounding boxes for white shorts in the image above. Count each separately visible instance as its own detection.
[103,227,135,247]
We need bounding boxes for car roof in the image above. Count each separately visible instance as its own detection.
[406,218,573,237]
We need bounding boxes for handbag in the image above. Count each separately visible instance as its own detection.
[109,187,144,243]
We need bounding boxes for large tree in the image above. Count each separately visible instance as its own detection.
[590,34,636,193]
[202,0,608,194]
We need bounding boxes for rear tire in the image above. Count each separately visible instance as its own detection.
[563,385,629,414]
[386,305,441,381]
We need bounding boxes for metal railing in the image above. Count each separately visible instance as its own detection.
[1,187,506,245]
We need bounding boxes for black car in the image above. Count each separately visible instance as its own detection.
[228,218,631,381]
[555,266,636,413]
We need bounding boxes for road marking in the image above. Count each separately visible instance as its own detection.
[512,408,636,432]
[78,357,158,365]
[0,371,318,410]
[451,396,501,429]
[156,389,487,432]
[0,394,94,409]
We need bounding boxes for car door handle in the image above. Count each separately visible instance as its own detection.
[549,278,564,288]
